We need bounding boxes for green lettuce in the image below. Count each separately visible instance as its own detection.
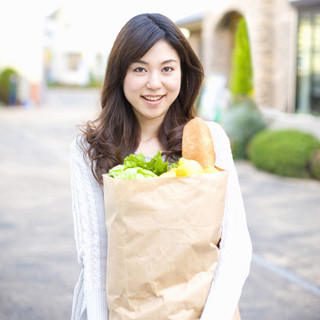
[108,151,169,179]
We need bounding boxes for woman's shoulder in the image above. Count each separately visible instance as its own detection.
[70,134,90,162]
[203,121,233,166]
[204,120,230,144]
[70,134,88,151]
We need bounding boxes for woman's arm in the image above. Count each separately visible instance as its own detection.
[200,122,252,320]
[70,136,108,320]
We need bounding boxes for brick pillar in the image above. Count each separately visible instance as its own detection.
[247,0,276,108]
[202,10,242,87]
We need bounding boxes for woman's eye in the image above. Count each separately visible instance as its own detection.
[134,67,146,73]
[162,67,173,72]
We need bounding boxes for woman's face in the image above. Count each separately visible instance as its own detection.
[123,40,181,126]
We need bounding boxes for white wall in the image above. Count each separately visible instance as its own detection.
[0,1,46,103]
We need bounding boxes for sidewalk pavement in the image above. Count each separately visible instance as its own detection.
[0,89,319,319]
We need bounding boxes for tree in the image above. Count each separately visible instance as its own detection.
[229,17,253,97]
[0,68,19,105]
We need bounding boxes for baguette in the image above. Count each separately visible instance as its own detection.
[182,117,215,168]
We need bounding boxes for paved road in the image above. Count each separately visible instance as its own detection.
[0,88,319,319]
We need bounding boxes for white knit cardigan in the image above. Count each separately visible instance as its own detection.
[70,121,252,320]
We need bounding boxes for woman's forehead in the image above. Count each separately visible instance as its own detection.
[137,40,180,62]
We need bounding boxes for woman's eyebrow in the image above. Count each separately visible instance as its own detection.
[161,59,178,64]
[133,60,148,65]
[132,59,178,65]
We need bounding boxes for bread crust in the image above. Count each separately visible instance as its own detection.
[182,117,215,168]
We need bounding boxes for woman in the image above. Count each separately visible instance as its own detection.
[70,13,252,320]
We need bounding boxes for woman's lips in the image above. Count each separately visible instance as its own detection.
[142,95,165,102]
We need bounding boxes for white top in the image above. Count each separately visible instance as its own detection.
[70,121,252,320]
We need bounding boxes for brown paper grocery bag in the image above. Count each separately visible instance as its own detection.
[103,171,239,320]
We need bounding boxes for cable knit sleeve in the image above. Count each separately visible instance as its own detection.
[70,136,108,320]
[200,122,252,320]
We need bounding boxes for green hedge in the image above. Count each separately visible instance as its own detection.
[247,129,320,179]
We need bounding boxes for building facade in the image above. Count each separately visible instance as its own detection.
[44,4,107,87]
[177,0,320,115]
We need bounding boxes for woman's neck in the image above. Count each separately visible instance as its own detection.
[135,119,163,157]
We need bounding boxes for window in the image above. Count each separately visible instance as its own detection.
[67,53,82,71]
[296,7,320,114]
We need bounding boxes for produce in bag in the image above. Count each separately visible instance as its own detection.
[108,118,222,180]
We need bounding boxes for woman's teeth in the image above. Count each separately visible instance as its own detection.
[143,96,162,101]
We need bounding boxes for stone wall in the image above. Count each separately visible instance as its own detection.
[195,0,298,112]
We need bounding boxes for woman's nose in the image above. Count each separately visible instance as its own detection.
[146,72,162,90]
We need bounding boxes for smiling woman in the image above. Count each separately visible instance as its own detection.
[70,12,252,320]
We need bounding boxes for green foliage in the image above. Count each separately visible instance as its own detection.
[230,17,253,97]
[0,68,19,104]
[220,97,267,159]
[309,149,320,180]
[88,72,103,88]
[0,68,19,103]
[247,129,320,179]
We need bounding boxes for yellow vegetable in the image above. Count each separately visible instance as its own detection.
[175,158,203,177]
[159,169,177,178]
[202,166,219,174]
[159,159,220,178]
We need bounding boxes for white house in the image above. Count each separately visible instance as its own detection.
[44,3,108,87]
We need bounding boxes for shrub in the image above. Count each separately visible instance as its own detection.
[229,17,253,98]
[220,97,267,159]
[88,72,103,88]
[247,129,320,178]
[309,149,320,180]
[0,68,19,105]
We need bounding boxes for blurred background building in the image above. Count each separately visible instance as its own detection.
[0,1,45,106]
[43,4,106,87]
[0,0,319,116]
[177,0,320,115]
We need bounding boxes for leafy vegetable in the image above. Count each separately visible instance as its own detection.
[108,165,158,179]
[108,151,169,179]
[170,162,178,169]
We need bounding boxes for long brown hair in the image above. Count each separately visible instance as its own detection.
[82,13,204,184]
